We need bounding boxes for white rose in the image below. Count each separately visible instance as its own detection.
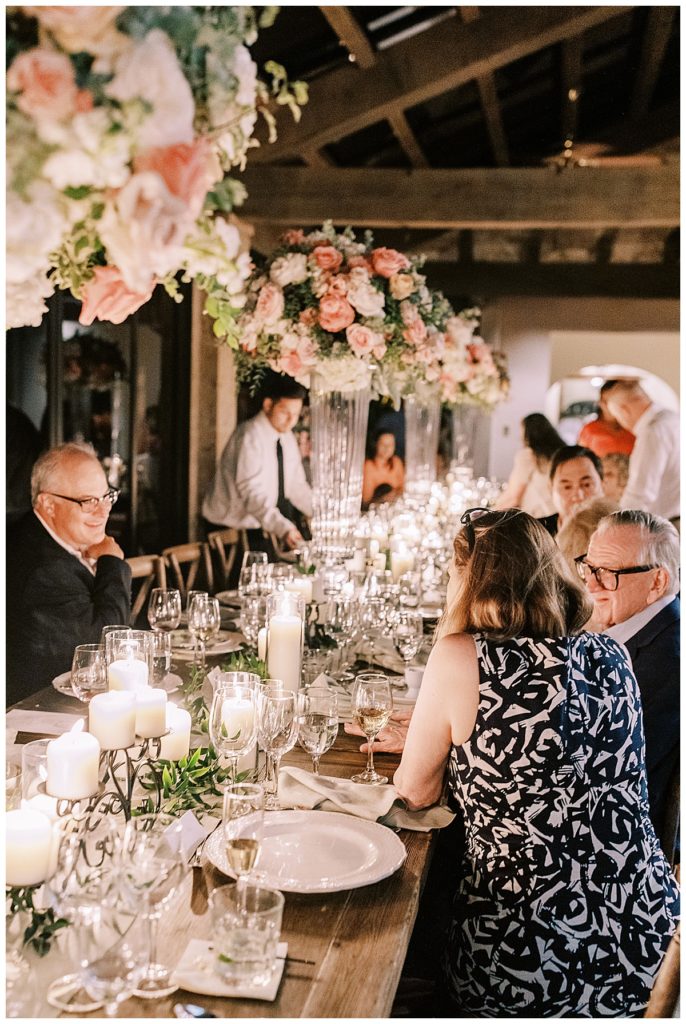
[232,45,258,107]
[6,182,67,282]
[106,29,194,149]
[6,270,54,329]
[23,6,130,70]
[270,253,308,287]
[347,278,385,318]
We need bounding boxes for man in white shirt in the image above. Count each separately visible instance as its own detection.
[203,375,312,556]
[604,379,680,526]
[578,509,680,840]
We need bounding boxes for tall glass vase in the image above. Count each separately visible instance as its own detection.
[404,385,441,500]
[309,370,371,562]
[450,404,480,471]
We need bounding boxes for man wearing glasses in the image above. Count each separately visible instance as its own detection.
[576,509,679,839]
[7,442,131,705]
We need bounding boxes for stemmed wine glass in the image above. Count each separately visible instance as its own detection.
[222,783,264,888]
[297,687,339,775]
[359,598,386,664]
[256,689,298,810]
[119,813,187,999]
[73,896,142,1018]
[188,593,221,668]
[147,588,182,633]
[392,610,424,687]
[209,682,257,784]
[71,644,108,703]
[239,595,268,647]
[350,673,393,786]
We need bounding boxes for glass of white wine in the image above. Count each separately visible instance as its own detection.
[350,673,393,786]
[222,783,264,888]
[297,687,339,775]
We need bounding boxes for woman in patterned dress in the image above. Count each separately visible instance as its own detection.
[394,508,679,1017]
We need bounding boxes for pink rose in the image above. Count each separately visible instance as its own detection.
[312,245,343,272]
[255,282,284,325]
[79,266,154,326]
[403,318,427,346]
[327,274,349,297]
[135,138,221,220]
[371,247,410,278]
[275,350,305,377]
[400,299,420,326]
[346,323,383,358]
[319,292,355,333]
[389,273,415,301]
[7,47,86,122]
[347,254,373,273]
[281,228,305,245]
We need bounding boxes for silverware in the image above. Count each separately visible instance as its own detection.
[174,1002,217,1018]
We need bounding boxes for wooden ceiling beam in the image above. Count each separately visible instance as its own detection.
[460,7,509,166]
[251,6,633,162]
[388,111,429,168]
[319,7,376,69]
[239,166,678,230]
[630,8,676,121]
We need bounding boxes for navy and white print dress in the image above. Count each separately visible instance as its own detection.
[443,631,679,1018]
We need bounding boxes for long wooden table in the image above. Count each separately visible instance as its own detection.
[9,679,435,1018]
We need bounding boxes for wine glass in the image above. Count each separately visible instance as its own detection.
[147,588,182,633]
[120,813,187,999]
[74,897,142,1018]
[70,644,107,703]
[256,689,298,810]
[188,593,221,668]
[392,610,424,687]
[297,687,339,775]
[359,598,386,663]
[239,594,267,647]
[209,682,257,784]
[350,673,393,786]
[222,783,264,888]
[150,631,172,686]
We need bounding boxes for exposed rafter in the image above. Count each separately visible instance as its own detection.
[630,7,677,121]
[388,111,429,168]
[319,7,376,69]
[460,7,509,166]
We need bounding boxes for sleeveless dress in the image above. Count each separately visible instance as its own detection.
[443,631,679,1018]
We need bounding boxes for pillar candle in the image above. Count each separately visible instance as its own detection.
[391,549,415,582]
[351,548,367,572]
[267,614,302,692]
[369,539,380,558]
[6,808,53,886]
[46,723,100,800]
[221,697,255,743]
[89,691,136,749]
[284,576,313,604]
[135,687,167,738]
[158,705,191,761]
[108,657,148,691]
[372,554,387,572]
[257,627,268,662]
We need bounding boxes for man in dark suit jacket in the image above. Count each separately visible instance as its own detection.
[538,445,605,538]
[583,509,680,840]
[7,442,131,706]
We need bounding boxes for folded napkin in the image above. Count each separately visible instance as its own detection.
[172,939,287,1000]
[277,766,454,832]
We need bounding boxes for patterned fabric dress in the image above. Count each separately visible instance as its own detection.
[443,631,679,1018]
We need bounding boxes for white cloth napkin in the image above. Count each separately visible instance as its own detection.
[172,939,287,1000]
[277,766,454,832]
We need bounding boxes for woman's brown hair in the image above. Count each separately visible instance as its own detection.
[438,509,592,640]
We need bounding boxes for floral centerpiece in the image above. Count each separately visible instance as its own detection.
[235,222,454,400]
[6,5,307,332]
[439,308,510,410]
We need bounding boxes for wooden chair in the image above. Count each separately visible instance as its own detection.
[126,554,166,626]
[268,532,298,563]
[207,528,243,591]
[644,923,680,1017]
[658,760,680,868]
[162,541,214,602]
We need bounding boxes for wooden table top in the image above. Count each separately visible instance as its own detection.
[9,677,435,1019]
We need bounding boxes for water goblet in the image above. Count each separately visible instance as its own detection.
[359,598,386,664]
[147,588,182,633]
[150,631,172,686]
[297,687,339,775]
[350,673,393,786]
[239,594,268,647]
[209,682,257,784]
[188,593,221,668]
[222,783,264,888]
[71,644,108,703]
[256,689,298,810]
[392,610,424,687]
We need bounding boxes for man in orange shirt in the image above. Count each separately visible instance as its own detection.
[578,381,635,457]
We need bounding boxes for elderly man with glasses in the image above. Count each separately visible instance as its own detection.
[577,509,680,839]
[7,442,132,705]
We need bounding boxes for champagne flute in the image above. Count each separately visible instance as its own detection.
[256,690,298,810]
[147,588,182,633]
[392,610,424,687]
[209,682,257,784]
[350,674,393,786]
[188,593,221,668]
[71,644,107,703]
[223,783,264,888]
[297,687,339,775]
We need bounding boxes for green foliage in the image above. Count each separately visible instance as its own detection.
[220,649,269,678]
[7,887,69,958]
[152,746,233,816]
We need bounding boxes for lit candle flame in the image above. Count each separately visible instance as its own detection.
[69,719,85,735]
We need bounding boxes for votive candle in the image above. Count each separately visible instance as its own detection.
[108,657,148,691]
[135,687,167,738]
[158,705,192,761]
[46,724,100,800]
[89,691,136,749]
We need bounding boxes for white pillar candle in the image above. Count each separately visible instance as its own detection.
[257,627,268,661]
[369,538,380,558]
[158,705,191,761]
[108,657,148,691]
[6,808,53,886]
[372,554,387,572]
[89,691,136,750]
[221,697,255,743]
[135,687,167,738]
[351,548,367,572]
[46,722,100,800]
[267,614,302,692]
[391,549,415,582]
[285,577,313,604]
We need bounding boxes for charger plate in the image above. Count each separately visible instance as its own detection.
[205,809,406,893]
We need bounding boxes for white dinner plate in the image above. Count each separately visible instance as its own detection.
[205,809,406,893]
[51,671,73,695]
[171,630,244,660]
[215,590,242,608]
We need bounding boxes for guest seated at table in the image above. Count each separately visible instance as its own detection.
[393,508,679,1017]
[555,495,619,573]
[538,444,605,537]
[362,430,404,510]
[580,509,680,842]
[601,451,630,503]
[494,412,563,517]
[6,443,131,706]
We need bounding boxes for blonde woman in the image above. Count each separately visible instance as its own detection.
[394,507,678,1017]
[555,496,620,573]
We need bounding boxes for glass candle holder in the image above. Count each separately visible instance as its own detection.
[104,630,152,691]
[265,591,305,693]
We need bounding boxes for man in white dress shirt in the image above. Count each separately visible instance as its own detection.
[603,379,680,528]
[203,374,312,557]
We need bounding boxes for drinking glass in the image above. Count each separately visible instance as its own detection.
[350,673,393,786]
[392,610,424,684]
[6,763,22,810]
[239,594,268,647]
[100,624,131,646]
[297,687,339,775]
[209,682,257,783]
[256,689,298,810]
[150,631,172,685]
[104,630,152,691]
[209,884,284,987]
[21,738,49,800]
[71,644,108,703]
[186,589,207,614]
[74,897,141,1017]
[120,813,187,999]
[241,551,268,574]
[188,593,221,668]
[147,588,182,633]
[359,598,386,663]
[222,783,264,887]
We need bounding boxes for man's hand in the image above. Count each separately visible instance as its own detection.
[85,536,124,560]
[284,528,304,550]
[344,709,413,754]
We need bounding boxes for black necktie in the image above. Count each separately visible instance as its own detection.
[276,439,288,516]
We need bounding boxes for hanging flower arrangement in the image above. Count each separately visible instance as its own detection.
[439,308,510,410]
[6,5,307,332]
[234,221,458,398]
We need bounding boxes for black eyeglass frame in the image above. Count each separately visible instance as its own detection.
[574,554,658,592]
[43,489,120,512]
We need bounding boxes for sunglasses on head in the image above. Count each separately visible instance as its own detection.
[459,507,520,554]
